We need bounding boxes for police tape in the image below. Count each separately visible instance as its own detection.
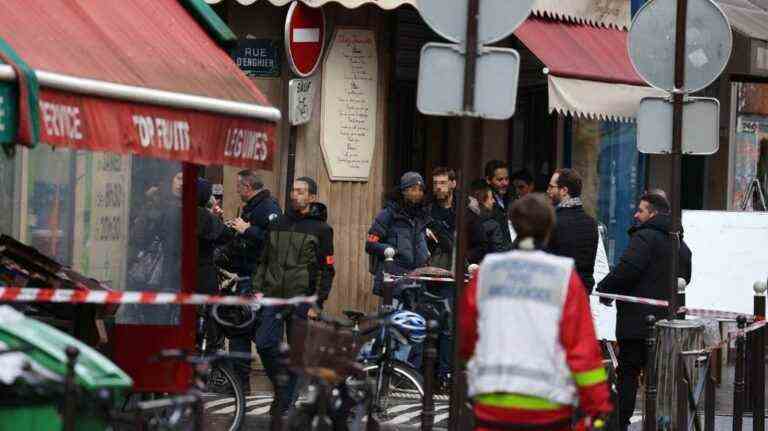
[592,292,670,308]
[681,319,767,356]
[383,273,468,283]
[0,287,317,307]
[677,307,749,321]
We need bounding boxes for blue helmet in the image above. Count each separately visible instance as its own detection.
[390,311,427,344]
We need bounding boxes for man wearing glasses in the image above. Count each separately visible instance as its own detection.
[546,169,599,295]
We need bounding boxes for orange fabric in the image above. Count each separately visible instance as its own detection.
[326,255,335,265]
[367,234,380,243]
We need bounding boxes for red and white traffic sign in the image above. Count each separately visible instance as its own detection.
[284,1,326,77]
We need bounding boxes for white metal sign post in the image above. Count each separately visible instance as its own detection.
[415,1,534,429]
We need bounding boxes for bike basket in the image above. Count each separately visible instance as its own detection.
[289,318,363,383]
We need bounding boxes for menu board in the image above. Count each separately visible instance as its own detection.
[321,29,378,182]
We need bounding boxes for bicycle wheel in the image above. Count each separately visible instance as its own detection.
[362,361,424,424]
[200,364,245,431]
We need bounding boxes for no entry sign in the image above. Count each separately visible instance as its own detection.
[284,1,326,77]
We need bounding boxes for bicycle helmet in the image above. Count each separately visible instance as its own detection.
[211,304,257,337]
[390,311,427,344]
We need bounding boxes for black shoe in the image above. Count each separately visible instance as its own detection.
[268,399,280,416]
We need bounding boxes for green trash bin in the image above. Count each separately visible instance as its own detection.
[0,305,133,431]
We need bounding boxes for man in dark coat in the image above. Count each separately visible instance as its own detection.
[366,172,431,296]
[484,160,514,250]
[426,167,457,271]
[467,179,509,265]
[196,178,234,296]
[226,170,282,394]
[546,168,599,293]
[596,191,692,431]
[252,176,335,415]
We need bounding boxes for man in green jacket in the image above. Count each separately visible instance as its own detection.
[252,176,335,415]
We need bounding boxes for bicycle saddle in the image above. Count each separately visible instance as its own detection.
[343,310,366,321]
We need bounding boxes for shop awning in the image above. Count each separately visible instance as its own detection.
[0,0,281,170]
[716,0,768,41]
[515,17,665,122]
[204,0,630,30]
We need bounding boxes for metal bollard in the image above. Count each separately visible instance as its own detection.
[675,353,688,431]
[705,351,715,431]
[752,281,766,431]
[63,346,80,431]
[383,247,396,307]
[676,278,687,320]
[644,315,658,431]
[271,342,291,431]
[421,320,439,431]
[733,316,747,431]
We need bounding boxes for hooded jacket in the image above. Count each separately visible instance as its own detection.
[466,201,509,265]
[197,179,235,295]
[253,202,335,307]
[596,214,693,340]
[366,199,431,294]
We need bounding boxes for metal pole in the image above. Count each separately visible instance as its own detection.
[449,0,479,430]
[668,0,689,320]
[733,316,747,431]
[676,353,688,431]
[421,320,439,431]
[752,283,766,431]
[705,352,715,431]
[644,316,658,431]
[63,346,80,431]
[676,278,687,320]
[284,125,298,209]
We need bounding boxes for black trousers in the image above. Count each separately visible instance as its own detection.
[617,339,647,431]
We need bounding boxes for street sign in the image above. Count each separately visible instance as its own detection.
[629,0,732,93]
[231,38,282,78]
[284,1,326,77]
[637,96,720,155]
[418,0,535,45]
[288,77,316,126]
[417,43,520,120]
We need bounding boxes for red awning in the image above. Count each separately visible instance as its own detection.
[0,0,280,170]
[514,17,645,86]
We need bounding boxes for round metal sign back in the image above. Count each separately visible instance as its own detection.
[628,0,732,94]
[418,0,534,45]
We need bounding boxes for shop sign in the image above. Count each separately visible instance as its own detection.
[0,83,17,143]
[231,38,282,78]
[288,77,316,126]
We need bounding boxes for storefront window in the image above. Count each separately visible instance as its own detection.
[572,119,646,265]
[9,144,183,325]
[731,82,768,210]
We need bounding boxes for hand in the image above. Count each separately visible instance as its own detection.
[230,218,250,234]
[145,186,159,198]
[307,308,319,319]
[599,297,614,307]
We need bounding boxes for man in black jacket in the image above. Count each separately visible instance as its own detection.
[546,168,598,293]
[253,176,335,415]
[596,191,692,431]
[484,160,514,249]
[226,170,282,394]
[426,167,457,271]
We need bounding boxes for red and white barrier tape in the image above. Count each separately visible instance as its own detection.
[682,320,768,355]
[0,287,317,307]
[678,307,751,321]
[592,292,670,308]
[383,273,467,283]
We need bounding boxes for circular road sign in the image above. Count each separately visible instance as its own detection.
[629,0,732,94]
[419,0,535,45]
[285,1,326,77]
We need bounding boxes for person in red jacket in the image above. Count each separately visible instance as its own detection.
[459,193,612,431]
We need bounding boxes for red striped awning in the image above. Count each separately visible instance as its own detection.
[0,0,280,170]
[515,17,645,86]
